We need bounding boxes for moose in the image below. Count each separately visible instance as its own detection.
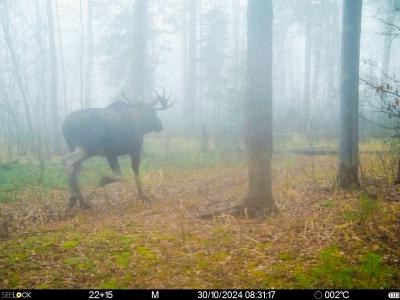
[62,90,174,208]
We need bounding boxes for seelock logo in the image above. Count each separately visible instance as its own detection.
[1,292,32,299]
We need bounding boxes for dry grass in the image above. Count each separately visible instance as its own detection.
[0,152,399,288]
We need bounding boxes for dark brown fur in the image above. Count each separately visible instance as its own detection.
[62,96,170,208]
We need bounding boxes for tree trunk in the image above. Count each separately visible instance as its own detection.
[183,0,197,129]
[84,0,93,108]
[243,0,277,217]
[338,0,362,188]
[79,0,84,108]
[34,0,48,135]
[130,0,149,101]
[381,0,395,82]
[182,0,188,115]
[232,0,240,88]
[0,4,33,134]
[47,0,61,154]
[55,0,68,117]
[303,18,311,127]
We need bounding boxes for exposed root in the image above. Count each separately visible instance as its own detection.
[198,200,279,220]
[198,203,243,219]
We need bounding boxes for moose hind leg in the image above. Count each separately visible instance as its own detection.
[100,156,122,186]
[65,161,82,207]
[74,162,90,209]
[63,148,89,208]
[130,153,147,201]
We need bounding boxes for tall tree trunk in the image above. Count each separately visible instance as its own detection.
[243,0,277,217]
[288,24,294,108]
[84,0,93,108]
[325,0,339,109]
[55,0,68,117]
[129,0,149,101]
[183,0,197,129]
[197,0,204,129]
[338,0,362,188]
[232,0,240,88]
[303,18,311,128]
[380,0,400,182]
[47,0,61,154]
[182,0,188,113]
[0,3,33,134]
[312,33,321,121]
[79,0,84,109]
[34,0,48,156]
[381,0,395,82]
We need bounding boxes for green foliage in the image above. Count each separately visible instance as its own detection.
[293,245,394,288]
[342,193,378,223]
[358,192,377,221]
[359,252,392,288]
[312,245,354,288]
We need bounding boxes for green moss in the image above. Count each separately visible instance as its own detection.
[63,240,80,248]
[115,251,131,269]
[101,278,118,289]
[292,245,395,288]
[320,199,336,208]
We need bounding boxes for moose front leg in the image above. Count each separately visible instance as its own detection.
[130,153,147,201]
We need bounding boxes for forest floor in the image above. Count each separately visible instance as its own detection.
[0,138,399,288]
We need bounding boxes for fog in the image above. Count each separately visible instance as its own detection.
[0,0,400,290]
[0,0,399,157]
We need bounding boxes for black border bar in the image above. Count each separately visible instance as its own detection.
[0,289,398,300]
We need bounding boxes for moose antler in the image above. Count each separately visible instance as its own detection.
[120,91,134,104]
[156,96,176,111]
[151,88,176,110]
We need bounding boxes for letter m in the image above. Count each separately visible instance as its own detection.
[151,291,159,299]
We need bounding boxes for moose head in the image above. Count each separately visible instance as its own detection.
[121,88,175,133]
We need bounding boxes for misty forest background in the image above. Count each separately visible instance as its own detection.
[0,0,400,289]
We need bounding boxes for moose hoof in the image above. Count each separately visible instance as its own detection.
[68,197,78,208]
[77,195,91,209]
[79,201,91,209]
[99,176,111,187]
[138,194,151,203]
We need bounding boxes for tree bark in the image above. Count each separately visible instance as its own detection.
[129,0,149,101]
[243,0,277,217]
[183,0,197,129]
[55,0,68,117]
[338,0,362,188]
[381,0,395,82]
[84,0,93,108]
[182,0,188,113]
[232,0,240,88]
[0,3,33,134]
[303,18,311,127]
[47,0,61,154]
